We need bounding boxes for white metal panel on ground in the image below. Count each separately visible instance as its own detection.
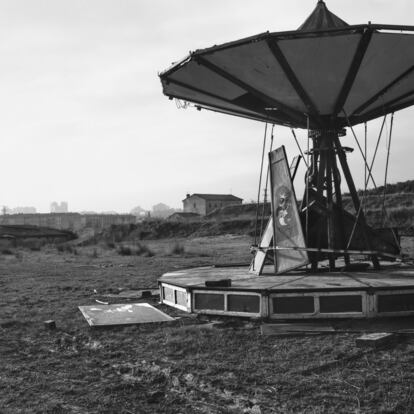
[79,303,174,326]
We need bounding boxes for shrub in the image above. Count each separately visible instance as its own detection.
[30,244,42,251]
[106,241,115,249]
[1,249,14,255]
[117,245,132,256]
[117,243,154,257]
[168,241,185,255]
[56,244,77,255]
[136,243,154,257]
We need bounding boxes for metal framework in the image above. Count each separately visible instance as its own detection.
[160,0,412,273]
[161,24,414,130]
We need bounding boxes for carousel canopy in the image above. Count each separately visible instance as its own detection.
[160,1,414,130]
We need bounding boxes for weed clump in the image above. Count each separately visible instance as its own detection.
[56,244,78,255]
[117,243,154,257]
[106,241,116,249]
[117,245,132,256]
[1,249,14,255]
[29,244,42,251]
[168,241,185,256]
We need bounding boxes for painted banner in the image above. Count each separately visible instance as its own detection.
[269,146,308,274]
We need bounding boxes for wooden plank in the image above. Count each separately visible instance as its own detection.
[249,217,273,275]
[269,146,309,274]
[261,323,335,335]
[289,155,301,181]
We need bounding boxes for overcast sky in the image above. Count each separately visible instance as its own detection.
[0,0,413,213]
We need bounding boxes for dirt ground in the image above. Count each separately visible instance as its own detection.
[1,235,414,414]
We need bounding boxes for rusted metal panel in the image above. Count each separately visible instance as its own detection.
[78,303,174,326]
[269,146,308,273]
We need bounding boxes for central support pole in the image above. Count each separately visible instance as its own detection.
[323,131,336,270]
[302,128,380,270]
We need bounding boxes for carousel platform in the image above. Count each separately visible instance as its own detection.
[158,263,414,319]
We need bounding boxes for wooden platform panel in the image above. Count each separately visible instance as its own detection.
[159,265,414,293]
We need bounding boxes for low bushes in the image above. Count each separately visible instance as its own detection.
[117,242,154,257]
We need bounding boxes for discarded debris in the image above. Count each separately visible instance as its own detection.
[101,289,159,299]
[44,320,56,330]
[177,322,220,332]
[356,332,396,348]
[95,299,109,305]
[261,323,335,336]
[205,279,231,287]
[78,302,174,327]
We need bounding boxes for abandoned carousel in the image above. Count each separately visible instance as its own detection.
[157,1,414,319]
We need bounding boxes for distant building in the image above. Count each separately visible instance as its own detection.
[83,214,136,228]
[0,213,84,232]
[130,206,148,217]
[183,193,243,216]
[151,203,178,219]
[11,206,37,214]
[0,213,136,232]
[50,201,68,213]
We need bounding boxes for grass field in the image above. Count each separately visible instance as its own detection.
[1,235,414,413]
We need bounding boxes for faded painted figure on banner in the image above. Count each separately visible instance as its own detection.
[275,185,298,238]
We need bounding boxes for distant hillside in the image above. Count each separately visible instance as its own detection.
[85,180,413,243]
[342,180,414,233]
[356,180,414,196]
[207,180,414,235]
[0,225,76,240]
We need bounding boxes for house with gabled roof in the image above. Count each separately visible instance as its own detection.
[183,193,243,216]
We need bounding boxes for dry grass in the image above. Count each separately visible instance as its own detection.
[168,241,186,255]
[1,236,414,413]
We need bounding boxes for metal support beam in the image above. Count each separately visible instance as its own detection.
[266,39,323,128]
[323,133,336,270]
[334,29,373,115]
[352,65,414,115]
[333,134,380,269]
[330,136,351,266]
[196,55,308,127]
